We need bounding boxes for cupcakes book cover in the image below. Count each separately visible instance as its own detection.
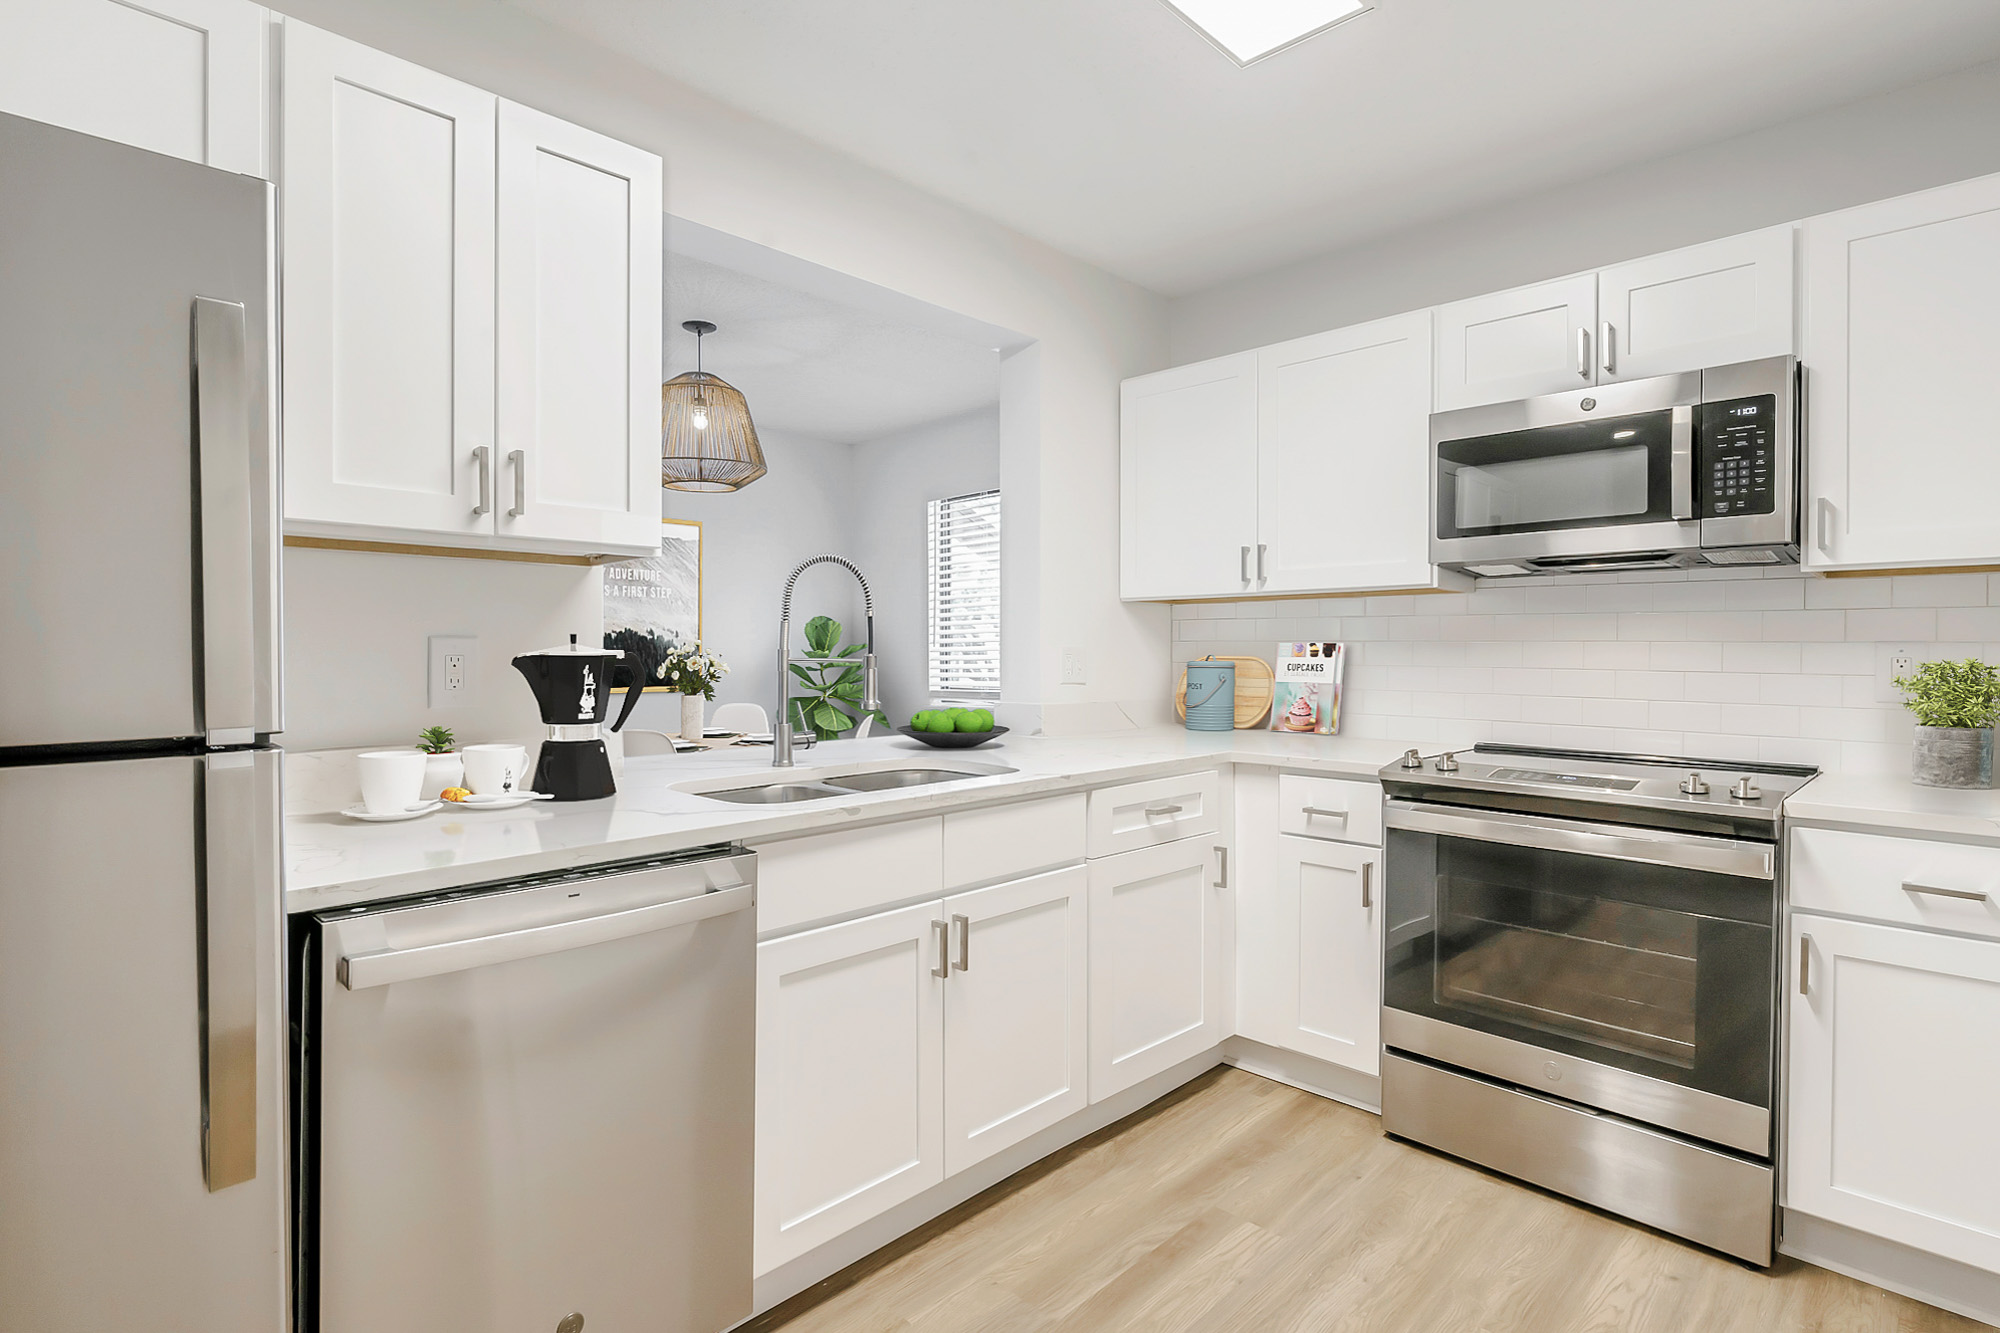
[1270,641,1346,735]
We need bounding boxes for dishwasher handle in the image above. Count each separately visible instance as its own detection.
[338,882,753,990]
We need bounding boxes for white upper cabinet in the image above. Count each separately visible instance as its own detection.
[1256,311,1434,594]
[1596,226,1794,384]
[1788,914,2000,1273]
[495,101,662,552]
[0,0,266,176]
[1803,174,2000,570]
[279,21,497,541]
[1120,352,1258,600]
[1434,272,1597,411]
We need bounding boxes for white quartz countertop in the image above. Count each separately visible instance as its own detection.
[283,727,1441,913]
[1782,772,2000,845]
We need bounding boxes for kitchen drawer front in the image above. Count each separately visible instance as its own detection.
[1276,774,1382,846]
[1086,770,1220,859]
[943,793,1087,890]
[753,818,945,936]
[1790,827,2000,941]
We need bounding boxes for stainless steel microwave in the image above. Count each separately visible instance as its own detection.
[1429,356,1798,577]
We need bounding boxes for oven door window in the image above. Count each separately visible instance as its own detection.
[1383,827,1773,1109]
[1437,409,1676,539]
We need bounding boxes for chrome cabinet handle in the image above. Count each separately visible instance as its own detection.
[1670,404,1695,521]
[473,445,492,516]
[1213,845,1228,888]
[1815,498,1835,557]
[1144,803,1185,818]
[200,750,273,1191]
[508,448,527,517]
[1600,321,1615,374]
[1903,881,1991,902]
[1256,544,1267,581]
[952,914,971,972]
[1241,545,1252,582]
[933,919,950,978]
[1361,860,1373,910]
[192,298,258,746]
[1575,327,1591,379]
[1798,934,1811,995]
[1301,806,1350,821]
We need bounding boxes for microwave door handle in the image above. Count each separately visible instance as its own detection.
[1670,404,1695,522]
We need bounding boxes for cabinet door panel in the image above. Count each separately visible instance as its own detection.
[1275,836,1379,1074]
[1803,175,2000,569]
[1088,840,1224,1100]
[280,21,496,538]
[1788,916,2000,1272]
[1120,353,1258,599]
[0,0,265,175]
[1257,312,1434,593]
[943,867,1088,1174]
[1598,226,1794,383]
[1435,274,1596,410]
[755,901,945,1275]
[496,101,662,553]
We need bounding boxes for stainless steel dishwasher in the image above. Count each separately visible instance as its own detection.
[295,845,755,1333]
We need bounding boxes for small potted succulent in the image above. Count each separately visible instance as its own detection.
[415,725,463,798]
[657,642,729,740]
[1896,658,2000,789]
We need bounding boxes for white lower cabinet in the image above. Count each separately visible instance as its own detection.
[942,867,1089,1174]
[1787,914,2000,1274]
[754,901,945,1276]
[1088,839,1226,1101]
[1270,835,1380,1075]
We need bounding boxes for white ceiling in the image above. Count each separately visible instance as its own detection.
[512,0,2000,295]
[665,249,1001,444]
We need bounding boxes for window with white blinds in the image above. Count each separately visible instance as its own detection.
[928,489,1001,696]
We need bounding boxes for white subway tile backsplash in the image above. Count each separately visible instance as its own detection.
[1176,568,1996,773]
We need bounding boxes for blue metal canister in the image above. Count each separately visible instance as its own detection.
[1184,658,1236,732]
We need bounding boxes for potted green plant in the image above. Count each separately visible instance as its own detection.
[788,615,889,741]
[1895,658,2000,788]
[656,641,729,739]
[415,725,462,798]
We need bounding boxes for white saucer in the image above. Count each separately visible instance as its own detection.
[444,791,551,810]
[341,800,441,822]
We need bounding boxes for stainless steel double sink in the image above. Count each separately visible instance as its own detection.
[694,765,1015,805]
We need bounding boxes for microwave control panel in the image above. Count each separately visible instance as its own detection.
[1696,394,1777,518]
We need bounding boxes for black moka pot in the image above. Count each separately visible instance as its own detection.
[511,635,647,800]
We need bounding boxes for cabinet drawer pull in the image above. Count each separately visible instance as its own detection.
[1143,803,1185,818]
[472,445,492,516]
[1600,321,1615,374]
[932,919,950,978]
[1256,544,1268,581]
[1798,934,1811,995]
[1575,326,1591,379]
[1902,881,1991,902]
[1815,497,1835,557]
[507,448,527,517]
[1241,545,1252,582]
[952,914,970,973]
[1301,805,1349,821]
[1361,860,1373,910]
[1213,845,1228,889]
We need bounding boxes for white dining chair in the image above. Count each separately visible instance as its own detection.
[619,729,681,756]
[709,702,770,735]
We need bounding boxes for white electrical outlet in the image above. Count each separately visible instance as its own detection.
[1060,648,1086,685]
[1877,643,1920,703]
[429,635,477,707]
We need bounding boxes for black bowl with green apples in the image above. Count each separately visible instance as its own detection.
[899,707,1007,749]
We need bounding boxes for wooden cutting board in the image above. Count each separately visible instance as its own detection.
[1175,656,1275,729]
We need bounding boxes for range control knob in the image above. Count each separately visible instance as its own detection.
[1401,748,1425,770]
[1435,751,1461,774]
[1731,775,1763,800]
[1679,771,1711,796]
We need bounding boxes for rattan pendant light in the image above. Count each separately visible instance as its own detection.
[661,319,767,492]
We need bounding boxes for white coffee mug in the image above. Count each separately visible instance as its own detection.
[356,750,428,815]
[462,743,530,796]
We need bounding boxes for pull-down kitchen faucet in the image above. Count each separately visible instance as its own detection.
[774,555,879,768]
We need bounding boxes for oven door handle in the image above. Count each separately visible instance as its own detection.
[1670,404,1695,522]
[1383,799,1773,880]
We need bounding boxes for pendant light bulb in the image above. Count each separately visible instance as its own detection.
[690,400,709,431]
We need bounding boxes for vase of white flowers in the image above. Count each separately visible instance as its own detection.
[657,642,729,739]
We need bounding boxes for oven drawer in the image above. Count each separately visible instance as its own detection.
[1790,827,2000,941]
[1086,770,1220,859]
[1277,774,1380,846]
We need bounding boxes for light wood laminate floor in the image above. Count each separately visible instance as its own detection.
[749,1067,1992,1333]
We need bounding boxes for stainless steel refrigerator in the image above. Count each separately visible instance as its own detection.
[0,111,286,1331]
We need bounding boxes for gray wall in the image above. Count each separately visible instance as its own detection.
[1169,56,2000,363]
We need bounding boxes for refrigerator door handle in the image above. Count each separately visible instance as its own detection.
[199,749,269,1192]
[193,297,260,747]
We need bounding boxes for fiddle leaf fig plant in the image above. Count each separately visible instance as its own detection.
[1895,658,2000,730]
[788,615,888,741]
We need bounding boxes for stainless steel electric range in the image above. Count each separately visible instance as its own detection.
[1376,743,1818,1264]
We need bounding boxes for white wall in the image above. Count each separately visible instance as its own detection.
[282,547,604,751]
[850,409,1003,723]
[1169,55,2000,362]
[1173,568,2000,777]
[267,0,1173,741]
